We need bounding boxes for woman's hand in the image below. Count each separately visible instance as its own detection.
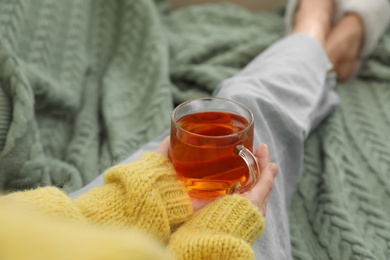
[189,144,278,215]
[156,137,278,216]
[241,144,278,217]
[155,136,170,156]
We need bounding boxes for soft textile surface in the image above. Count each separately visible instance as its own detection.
[0,0,389,259]
[0,0,174,192]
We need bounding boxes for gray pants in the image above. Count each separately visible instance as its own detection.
[70,34,340,259]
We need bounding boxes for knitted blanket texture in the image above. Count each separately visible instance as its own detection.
[0,0,389,259]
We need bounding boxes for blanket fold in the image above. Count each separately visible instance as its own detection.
[0,0,173,192]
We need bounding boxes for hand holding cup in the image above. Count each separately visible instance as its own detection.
[156,137,278,216]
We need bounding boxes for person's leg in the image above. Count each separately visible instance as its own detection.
[325,13,365,82]
[213,0,367,258]
[214,33,336,260]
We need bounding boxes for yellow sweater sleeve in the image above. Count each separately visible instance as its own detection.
[0,152,265,260]
[168,195,265,260]
[0,202,172,260]
[0,152,191,260]
[74,152,193,242]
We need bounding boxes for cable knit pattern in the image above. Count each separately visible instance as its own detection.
[0,86,11,151]
[0,152,263,259]
[0,0,172,192]
[289,35,390,259]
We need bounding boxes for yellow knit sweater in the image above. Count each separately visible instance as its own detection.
[0,152,265,260]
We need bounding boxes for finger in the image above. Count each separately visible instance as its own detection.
[155,136,170,155]
[254,144,270,172]
[190,196,210,212]
[260,192,271,217]
[250,163,278,202]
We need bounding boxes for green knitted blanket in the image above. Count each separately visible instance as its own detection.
[0,0,389,259]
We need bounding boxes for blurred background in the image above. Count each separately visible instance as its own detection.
[170,0,287,11]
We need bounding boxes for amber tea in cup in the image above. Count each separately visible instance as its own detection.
[169,97,260,199]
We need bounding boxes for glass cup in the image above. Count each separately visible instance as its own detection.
[169,97,260,199]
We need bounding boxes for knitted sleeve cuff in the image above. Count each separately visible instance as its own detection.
[186,194,265,244]
[104,152,193,228]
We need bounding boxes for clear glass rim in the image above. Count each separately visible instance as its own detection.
[172,97,254,139]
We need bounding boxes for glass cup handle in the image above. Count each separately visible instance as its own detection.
[229,145,261,194]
